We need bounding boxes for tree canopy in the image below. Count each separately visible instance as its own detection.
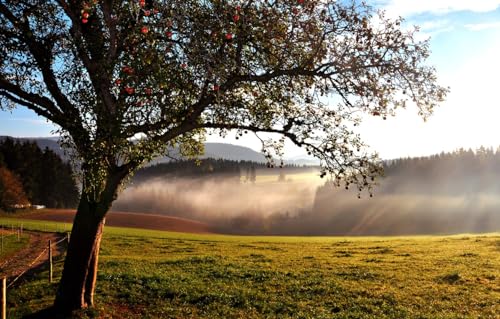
[0,0,447,197]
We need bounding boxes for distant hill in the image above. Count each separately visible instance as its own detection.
[149,142,267,165]
[0,136,318,165]
[204,143,266,162]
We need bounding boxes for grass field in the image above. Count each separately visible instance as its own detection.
[1,217,499,319]
[0,230,29,261]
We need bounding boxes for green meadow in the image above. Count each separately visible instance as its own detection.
[1,218,499,319]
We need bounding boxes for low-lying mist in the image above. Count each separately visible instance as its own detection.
[112,170,322,228]
[112,171,500,235]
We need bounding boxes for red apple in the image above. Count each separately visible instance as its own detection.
[115,79,122,85]
[225,33,233,40]
[144,10,151,16]
[181,63,187,68]
[213,85,220,91]
[125,87,135,95]
[145,88,152,95]
[82,12,90,19]
[141,26,149,34]
[166,31,173,38]
[122,66,134,74]
[82,18,88,23]
[233,15,240,22]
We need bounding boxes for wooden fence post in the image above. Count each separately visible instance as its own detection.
[1,277,6,319]
[48,240,53,283]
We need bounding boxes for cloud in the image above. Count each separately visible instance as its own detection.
[465,21,500,31]
[378,0,500,17]
[413,20,455,40]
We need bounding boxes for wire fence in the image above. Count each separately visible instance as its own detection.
[6,236,67,289]
[0,226,69,319]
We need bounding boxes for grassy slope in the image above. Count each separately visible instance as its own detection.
[1,217,499,319]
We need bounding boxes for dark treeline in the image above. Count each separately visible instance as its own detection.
[133,158,310,183]
[383,146,500,194]
[0,138,79,209]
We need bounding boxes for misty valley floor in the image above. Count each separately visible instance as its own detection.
[4,225,500,318]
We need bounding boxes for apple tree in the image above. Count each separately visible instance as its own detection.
[0,0,447,313]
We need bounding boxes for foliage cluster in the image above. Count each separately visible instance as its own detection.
[0,166,29,210]
[0,138,79,209]
[0,0,447,196]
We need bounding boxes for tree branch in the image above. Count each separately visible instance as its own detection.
[0,3,79,118]
[0,79,63,121]
[0,91,55,122]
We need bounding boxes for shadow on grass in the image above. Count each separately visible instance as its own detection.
[22,307,59,319]
[22,306,99,319]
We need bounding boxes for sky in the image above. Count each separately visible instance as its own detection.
[1,1,500,159]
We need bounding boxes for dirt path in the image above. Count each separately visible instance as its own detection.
[0,231,66,281]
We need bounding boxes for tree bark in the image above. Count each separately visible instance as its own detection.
[84,217,105,307]
[53,194,109,313]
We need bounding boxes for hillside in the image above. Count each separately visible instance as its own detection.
[0,136,266,162]
[0,136,317,165]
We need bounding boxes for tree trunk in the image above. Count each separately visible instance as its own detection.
[53,195,108,313]
[84,217,105,307]
[52,164,132,315]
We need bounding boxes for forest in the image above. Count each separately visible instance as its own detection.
[0,138,79,210]
[132,158,310,183]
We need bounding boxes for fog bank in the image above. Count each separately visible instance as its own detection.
[112,172,500,235]
[113,173,321,222]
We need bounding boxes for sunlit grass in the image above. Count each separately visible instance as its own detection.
[2,217,499,318]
